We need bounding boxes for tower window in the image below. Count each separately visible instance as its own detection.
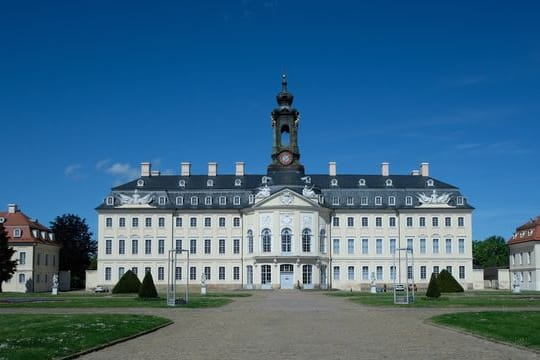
[280,125,290,146]
[331,179,338,187]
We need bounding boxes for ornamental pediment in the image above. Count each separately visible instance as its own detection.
[252,188,319,209]
[115,190,155,208]
[415,190,454,208]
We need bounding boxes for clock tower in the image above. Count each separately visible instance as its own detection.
[267,74,305,174]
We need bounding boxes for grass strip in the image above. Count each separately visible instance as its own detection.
[431,311,540,350]
[0,314,171,360]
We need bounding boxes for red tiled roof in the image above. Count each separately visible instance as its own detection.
[508,215,540,245]
[0,210,59,246]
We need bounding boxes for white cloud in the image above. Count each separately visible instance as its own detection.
[105,163,139,179]
[64,164,85,180]
[96,159,111,170]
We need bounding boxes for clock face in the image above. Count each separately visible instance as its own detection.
[278,151,293,165]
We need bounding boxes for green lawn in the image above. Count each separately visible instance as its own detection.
[431,311,540,350]
[325,290,540,307]
[0,292,250,308]
[0,314,172,360]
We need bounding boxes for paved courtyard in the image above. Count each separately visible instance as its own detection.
[4,291,538,359]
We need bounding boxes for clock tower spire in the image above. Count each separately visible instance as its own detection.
[267,74,305,175]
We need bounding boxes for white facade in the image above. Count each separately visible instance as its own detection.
[509,242,540,291]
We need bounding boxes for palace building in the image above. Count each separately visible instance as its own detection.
[90,76,474,291]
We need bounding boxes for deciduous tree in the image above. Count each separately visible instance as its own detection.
[472,235,509,268]
[0,224,17,292]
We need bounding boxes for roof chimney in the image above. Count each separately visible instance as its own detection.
[181,162,191,176]
[329,162,337,177]
[7,204,18,214]
[141,162,151,177]
[208,162,217,177]
[150,170,160,176]
[420,162,429,177]
[411,170,420,176]
[235,162,245,176]
[381,162,389,176]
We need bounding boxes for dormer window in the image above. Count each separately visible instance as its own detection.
[205,196,212,205]
[385,179,393,187]
[302,176,311,184]
[361,196,368,206]
[41,231,46,239]
[219,196,226,205]
[190,196,198,205]
[106,196,114,206]
[158,196,166,205]
[32,229,39,238]
[426,179,434,187]
[248,194,254,204]
[318,195,324,204]
[235,179,242,187]
[233,196,241,205]
[332,196,340,205]
[137,179,145,187]
[358,178,366,186]
[405,196,413,206]
[13,228,22,238]
[388,196,396,206]
[331,178,338,187]
[207,179,214,187]
[528,229,534,236]
[346,197,354,206]
[176,196,184,205]
[456,196,464,205]
[179,179,186,187]
[49,233,54,241]
[375,196,382,206]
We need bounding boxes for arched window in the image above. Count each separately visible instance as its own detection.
[319,229,326,253]
[302,228,312,253]
[262,229,272,253]
[247,230,254,254]
[281,228,292,254]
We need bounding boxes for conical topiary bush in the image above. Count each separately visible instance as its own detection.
[138,271,158,298]
[436,269,464,293]
[425,272,441,298]
[112,270,141,294]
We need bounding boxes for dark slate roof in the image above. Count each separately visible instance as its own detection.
[97,171,473,211]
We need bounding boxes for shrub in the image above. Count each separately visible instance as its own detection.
[112,270,141,294]
[436,269,464,293]
[426,272,441,298]
[138,271,158,298]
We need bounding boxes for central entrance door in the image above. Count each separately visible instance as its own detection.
[280,264,294,289]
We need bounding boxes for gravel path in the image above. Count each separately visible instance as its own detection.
[2,291,537,359]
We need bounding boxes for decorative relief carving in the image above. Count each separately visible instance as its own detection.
[116,190,154,206]
[301,214,313,228]
[281,214,293,227]
[416,190,453,207]
[260,213,272,228]
[280,191,293,205]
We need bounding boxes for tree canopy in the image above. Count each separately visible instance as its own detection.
[50,214,96,288]
[0,223,17,292]
[472,235,509,268]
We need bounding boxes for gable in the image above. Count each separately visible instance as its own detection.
[252,188,321,209]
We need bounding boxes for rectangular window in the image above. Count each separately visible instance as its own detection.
[132,239,139,254]
[205,196,212,205]
[175,217,182,227]
[145,239,152,254]
[420,238,426,254]
[432,217,438,227]
[175,267,182,280]
[45,254,48,266]
[446,266,452,274]
[190,239,197,254]
[204,217,211,227]
[407,238,413,251]
[376,238,382,254]
[348,238,354,254]
[445,239,452,254]
[433,239,439,254]
[376,266,383,280]
[233,266,240,280]
[106,217,112,227]
[175,239,182,252]
[390,266,396,280]
[333,239,340,254]
[158,267,165,281]
[346,197,353,205]
[176,196,183,205]
[233,196,241,205]
[158,239,165,254]
[362,266,369,280]
[361,196,368,205]
[190,267,196,280]
[362,238,368,254]
[348,266,355,280]
[106,239,112,255]
[204,239,211,254]
[105,268,111,281]
[118,267,125,279]
[376,217,382,227]
[219,266,225,280]
[190,217,197,227]
[420,266,427,280]
[204,266,211,280]
[458,217,464,227]
[119,217,125,227]
[388,196,396,206]
[361,217,368,227]
[132,217,139,227]
[457,196,464,205]
[219,239,226,254]
[459,266,465,280]
[347,217,354,227]
[445,217,451,227]
[191,196,198,205]
[333,217,340,227]
[332,196,339,205]
[159,196,166,205]
[389,217,396,227]
[433,266,439,275]
[219,217,226,227]
[458,239,465,254]
[158,217,165,227]
[119,239,125,255]
[405,196,412,206]
[19,252,26,265]
[419,217,425,227]
[407,265,413,280]
[375,196,382,205]
[333,266,340,281]
[233,217,240,227]
[145,217,152,227]
[233,239,240,254]
[219,196,226,205]
[390,238,396,254]
[406,217,413,227]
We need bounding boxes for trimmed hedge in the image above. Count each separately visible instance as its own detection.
[426,272,441,298]
[112,270,141,294]
[139,271,158,298]
[436,269,464,293]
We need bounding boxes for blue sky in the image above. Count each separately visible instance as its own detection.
[1,1,539,241]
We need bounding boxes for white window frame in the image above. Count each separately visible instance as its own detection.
[191,196,198,205]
